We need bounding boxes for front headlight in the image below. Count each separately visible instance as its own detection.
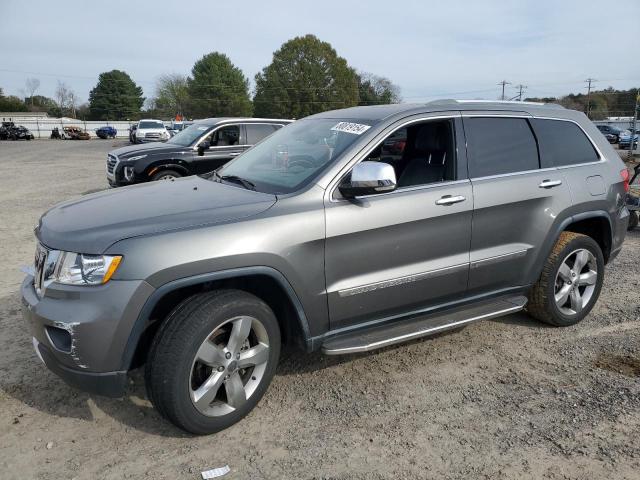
[127,155,147,162]
[53,252,122,285]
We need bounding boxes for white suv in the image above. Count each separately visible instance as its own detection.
[134,119,169,143]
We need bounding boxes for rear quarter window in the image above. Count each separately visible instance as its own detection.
[465,117,539,177]
[531,119,599,168]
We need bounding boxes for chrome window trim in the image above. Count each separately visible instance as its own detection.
[193,122,287,150]
[469,166,556,182]
[327,114,460,203]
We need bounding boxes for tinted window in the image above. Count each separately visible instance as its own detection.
[465,118,539,177]
[246,124,277,144]
[211,125,240,146]
[531,119,599,168]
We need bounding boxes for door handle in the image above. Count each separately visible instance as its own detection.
[435,195,466,206]
[538,179,562,189]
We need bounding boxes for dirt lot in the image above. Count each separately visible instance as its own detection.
[0,140,638,480]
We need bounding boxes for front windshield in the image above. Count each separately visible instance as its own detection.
[138,121,165,129]
[216,118,372,194]
[167,123,212,147]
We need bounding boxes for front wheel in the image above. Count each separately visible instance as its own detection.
[145,290,281,434]
[151,169,181,181]
[527,232,604,327]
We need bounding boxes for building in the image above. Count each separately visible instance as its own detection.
[0,111,49,123]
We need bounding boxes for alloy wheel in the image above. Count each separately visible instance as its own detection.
[189,316,270,417]
[554,248,598,316]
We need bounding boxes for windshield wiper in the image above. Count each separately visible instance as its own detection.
[220,174,256,191]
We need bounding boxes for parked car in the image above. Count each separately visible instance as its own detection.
[106,118,291,187]
[619,128,639,150]
[167,121,191,137]
[96,126,118,139]
[22,101,629,434]
[6,124,34,140]
[129,124,137,143]
[133,119,170,144]
[596,124,623,144]
[63,126,90,140]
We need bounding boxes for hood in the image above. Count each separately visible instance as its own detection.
[111,142,187,158]
[37,177,277,253]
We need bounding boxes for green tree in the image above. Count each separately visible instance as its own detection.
[187,53,252,118]
[0,94,27,112]
[155,73,190,118]
[357,72,401,105]
[27,95,60,115]
[89,70,144,120]
[253,34,359,118]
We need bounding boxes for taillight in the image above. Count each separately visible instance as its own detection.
[620,168,630,192]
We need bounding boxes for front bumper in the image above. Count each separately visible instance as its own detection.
[21,275,154,396]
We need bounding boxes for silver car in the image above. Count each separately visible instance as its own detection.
[22,100,630,434]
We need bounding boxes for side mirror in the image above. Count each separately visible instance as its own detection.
[339,161,397,199]
[197,141,210,156]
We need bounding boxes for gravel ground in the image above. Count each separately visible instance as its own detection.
[0,140,638,480]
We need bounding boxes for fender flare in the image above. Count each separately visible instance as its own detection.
[120,266,311,370]
[531,209,613,282]
[144,160,191,178]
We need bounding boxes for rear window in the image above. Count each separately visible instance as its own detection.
[465,117,539,177]
[531,119,599,168]
[245,124,278,144]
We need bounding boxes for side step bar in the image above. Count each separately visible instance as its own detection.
[321,295,527,355]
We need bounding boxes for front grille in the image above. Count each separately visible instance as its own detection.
[106,154,118,176]
[145,132,160,139]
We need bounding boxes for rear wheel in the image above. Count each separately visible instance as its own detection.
[151,169,181,181]
[145,290,281,434]
[527,232,604,327]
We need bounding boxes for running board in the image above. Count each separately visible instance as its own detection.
[321,295,527,355]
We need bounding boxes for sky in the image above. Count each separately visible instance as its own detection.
[0,0,638,105]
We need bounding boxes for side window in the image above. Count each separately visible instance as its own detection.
[531,119,599,168]
[246,124,277,145]
[354,119,456,189]
[211,125,240,146]
[465,117,539,178]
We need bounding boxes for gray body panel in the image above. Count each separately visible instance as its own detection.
[22,100,629,386]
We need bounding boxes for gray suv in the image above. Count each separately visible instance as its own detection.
[21,101,630,434]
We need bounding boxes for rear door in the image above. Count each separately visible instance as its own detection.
[463,114,572,294]
[245,123,281,149]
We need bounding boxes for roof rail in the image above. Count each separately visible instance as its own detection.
[426,99,565,108]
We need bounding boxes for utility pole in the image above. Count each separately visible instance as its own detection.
[629,89,639,160]
[585,78,597,119]
[515,84,527,101]
[498,80,511,101]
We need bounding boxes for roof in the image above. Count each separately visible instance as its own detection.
[311,100,568,123]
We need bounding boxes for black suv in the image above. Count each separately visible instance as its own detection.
[107,118,291,186]
[596,124,623,144]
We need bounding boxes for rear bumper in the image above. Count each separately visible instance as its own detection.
[33,338,127,397]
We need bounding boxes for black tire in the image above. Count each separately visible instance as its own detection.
[145,290,281,434]
[526,231,604,327]
[628,211,639,231]
[151,169,182,181]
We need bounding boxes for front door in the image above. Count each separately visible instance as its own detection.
[323,116,473,329]
[195,124,245,173]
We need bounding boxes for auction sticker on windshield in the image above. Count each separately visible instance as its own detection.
[331,122,371,135]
